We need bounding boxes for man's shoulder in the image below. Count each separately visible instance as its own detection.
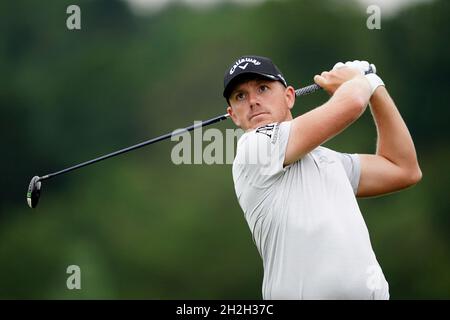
[233,121,293,175]
[302,146,351,167]
[315,146,359,160]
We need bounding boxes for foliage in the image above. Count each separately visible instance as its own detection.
[0,0,448,299]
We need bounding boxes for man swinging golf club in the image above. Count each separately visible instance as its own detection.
[224,55,422,299]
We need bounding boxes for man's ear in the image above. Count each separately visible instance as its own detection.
[227,105,241,127]
[285,86,296,110]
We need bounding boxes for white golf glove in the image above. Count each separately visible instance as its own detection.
[333,60,384,94]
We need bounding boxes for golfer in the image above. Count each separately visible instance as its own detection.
[224,55,422,299]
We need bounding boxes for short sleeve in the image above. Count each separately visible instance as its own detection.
[233,121,292,188]
[334,152,361,194]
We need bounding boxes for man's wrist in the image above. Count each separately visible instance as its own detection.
[365,73,385,95]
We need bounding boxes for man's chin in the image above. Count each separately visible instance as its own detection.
[249,118,275,130]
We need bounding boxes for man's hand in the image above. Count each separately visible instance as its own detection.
[334,60,385,95]
[313,66,364,95]
[333,60,373,75]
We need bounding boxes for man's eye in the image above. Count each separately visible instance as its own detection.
[235,93,245,101]
[258,85,269,93]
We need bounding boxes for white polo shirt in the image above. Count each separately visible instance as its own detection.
[232,121,389,300]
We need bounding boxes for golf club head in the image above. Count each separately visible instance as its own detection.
[27,176,42,208]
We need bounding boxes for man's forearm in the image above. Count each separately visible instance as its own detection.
[327,75,372,118]
[369,86,421,173]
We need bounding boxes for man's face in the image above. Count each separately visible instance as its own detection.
[226,76,296,131]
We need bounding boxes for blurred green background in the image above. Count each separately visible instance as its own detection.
[0,0,449,299]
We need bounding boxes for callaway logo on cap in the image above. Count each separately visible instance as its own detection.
[223,55,288,99]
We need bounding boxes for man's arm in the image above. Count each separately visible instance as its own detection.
[357,86,422,197]
[284,67,371,166]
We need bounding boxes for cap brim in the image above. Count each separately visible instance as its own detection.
[223,72,284,99]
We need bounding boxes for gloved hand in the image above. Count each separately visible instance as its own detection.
[333,60,384,94]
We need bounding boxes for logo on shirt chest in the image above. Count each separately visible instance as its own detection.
[256,123,280,144]
[256,124,274,138]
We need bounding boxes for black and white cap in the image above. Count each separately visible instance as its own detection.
[223,55,288,99]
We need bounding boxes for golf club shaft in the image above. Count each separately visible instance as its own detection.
[38,113,230,182]
[38,70,374,182]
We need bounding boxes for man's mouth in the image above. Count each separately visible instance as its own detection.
[249,112,269,121]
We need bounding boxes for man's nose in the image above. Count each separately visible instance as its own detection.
[248,90,259,108]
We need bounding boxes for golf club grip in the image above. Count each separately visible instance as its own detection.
[295,64,375,97]
[295,84,321,96]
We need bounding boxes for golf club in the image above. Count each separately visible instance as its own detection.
[27,65,375,208]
